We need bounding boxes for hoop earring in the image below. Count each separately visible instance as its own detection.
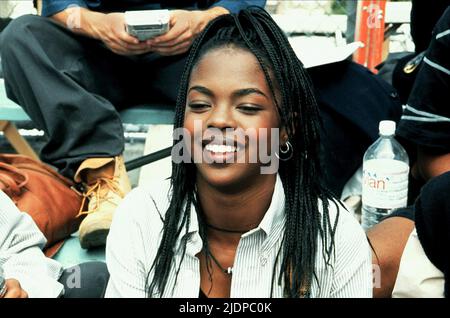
[275,141,293,161]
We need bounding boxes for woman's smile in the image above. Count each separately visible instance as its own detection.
[184,48,283,187]
[200,133,245,164]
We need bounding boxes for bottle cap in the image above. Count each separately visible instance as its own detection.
[379,120,396,136]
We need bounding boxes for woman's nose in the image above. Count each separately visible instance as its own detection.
[205,104,236,130]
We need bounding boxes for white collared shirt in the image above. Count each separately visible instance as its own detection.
[0,191,64,298]
[105,175,372,298]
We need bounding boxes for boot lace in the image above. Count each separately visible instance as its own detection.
[77,177,125,217]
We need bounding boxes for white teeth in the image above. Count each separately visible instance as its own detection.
[205,144,238,153]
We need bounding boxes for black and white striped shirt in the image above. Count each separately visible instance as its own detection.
[397,7,450,154]
[105,175,372,298]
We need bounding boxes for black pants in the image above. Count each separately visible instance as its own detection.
[59,261,110,298]
[0,15,187,178]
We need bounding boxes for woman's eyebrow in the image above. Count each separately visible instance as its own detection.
[188,86,268,99]
[188,85,214,97]
[232,88,268,99]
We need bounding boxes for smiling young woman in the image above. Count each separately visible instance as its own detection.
[105,8,372,298]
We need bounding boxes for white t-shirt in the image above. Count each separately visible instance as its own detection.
[392,228,445,298]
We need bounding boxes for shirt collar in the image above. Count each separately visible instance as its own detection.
[182,174,285,239]
[243,173,285,238]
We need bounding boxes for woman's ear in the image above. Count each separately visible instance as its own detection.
[279,127,289,145]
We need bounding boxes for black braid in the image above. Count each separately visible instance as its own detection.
[147,7,339,298]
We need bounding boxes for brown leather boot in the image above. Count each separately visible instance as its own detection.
[75,156,131,249]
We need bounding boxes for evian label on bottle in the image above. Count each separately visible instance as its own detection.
[362,159,409,209]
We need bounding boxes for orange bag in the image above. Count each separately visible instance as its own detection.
[0,154,84,257]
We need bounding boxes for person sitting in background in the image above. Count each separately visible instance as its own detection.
[0,0,264,249]
[368,172,450,298]
[0,190,109,298]
[368,7,450,298]
[392,172,450,298]
[105,8,372,298]
[392,7,450,298]
[397,7,450,186]
[1,189,63,298]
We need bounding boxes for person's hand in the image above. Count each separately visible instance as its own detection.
[92,12,153,56]
[147,8,228,56]
[0,279,28,298]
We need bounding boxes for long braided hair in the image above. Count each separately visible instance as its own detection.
[147,7,339,298]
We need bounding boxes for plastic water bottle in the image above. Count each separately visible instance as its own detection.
[361,120,409,230]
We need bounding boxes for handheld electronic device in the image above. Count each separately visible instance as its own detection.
[125,9,170,41]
